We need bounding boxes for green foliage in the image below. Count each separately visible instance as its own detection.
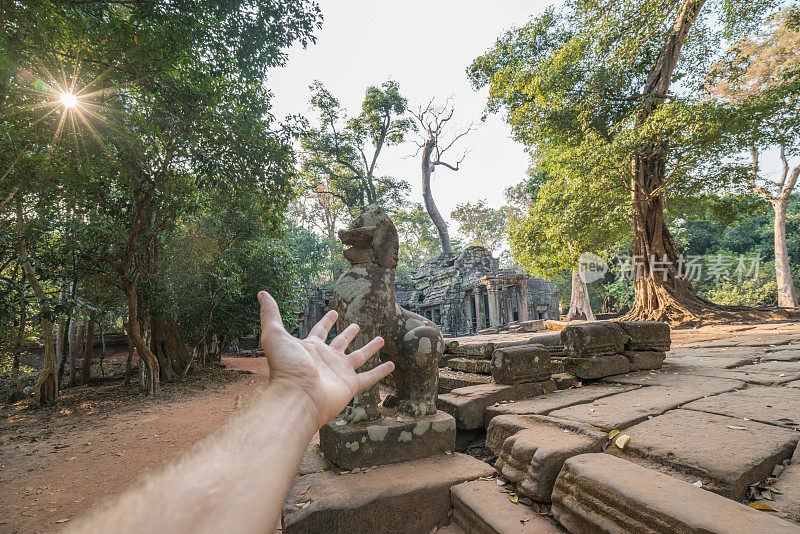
[468,0,784,283]
[302,80,411,210]
[1,0,321,369]
[393,203,442,281]
[450,200,508,255]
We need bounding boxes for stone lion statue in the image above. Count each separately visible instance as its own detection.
[332,204,443,421]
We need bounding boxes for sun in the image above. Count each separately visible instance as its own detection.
[60,92,78,109]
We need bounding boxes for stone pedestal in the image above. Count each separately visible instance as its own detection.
[319,411,456,470]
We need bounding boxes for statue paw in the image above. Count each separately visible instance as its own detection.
[342,405,367,423]
[398,401,437,418]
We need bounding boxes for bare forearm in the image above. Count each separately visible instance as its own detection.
[68,381,318,534]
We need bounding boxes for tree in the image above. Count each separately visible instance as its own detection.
[708,8,800,307]
[393,203,442,280]
[469,0,782,322]
[450,200,508,255]
[409,100,472,254]
[302,80,411,211]
[3,0,322,395]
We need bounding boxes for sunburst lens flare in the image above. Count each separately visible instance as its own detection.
[60,92,78,109]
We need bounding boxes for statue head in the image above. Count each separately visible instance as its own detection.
[339,204,399,268]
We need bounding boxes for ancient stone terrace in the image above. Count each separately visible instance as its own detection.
[285,320,800,533]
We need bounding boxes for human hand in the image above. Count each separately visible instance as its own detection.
[257,291,394,429]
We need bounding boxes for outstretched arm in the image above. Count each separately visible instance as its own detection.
[67,291,393,534]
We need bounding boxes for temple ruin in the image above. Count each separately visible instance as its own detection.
[405,246,560,336]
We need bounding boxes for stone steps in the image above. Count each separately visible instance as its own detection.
[450,480,565,533]
[283,453,494,533]
[551,453,800,533]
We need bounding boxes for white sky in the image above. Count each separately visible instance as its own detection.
[267,1,556,237]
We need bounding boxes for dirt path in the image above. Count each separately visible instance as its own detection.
[0,357,269,534]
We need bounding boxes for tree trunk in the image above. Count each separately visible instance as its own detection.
[421,139,452,254]
[773,198,798,307]
[69,315,83,387]
[58,315,70,386]
[124,335,134,386]
[124,282,160,395]
[81,312,97,385]
[9,287,26,403]
[624,0,713,322]
[565,268,596,321]
[17,199,57,405]
[150,315,191,381]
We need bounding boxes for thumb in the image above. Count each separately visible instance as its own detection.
[258,291,285,342]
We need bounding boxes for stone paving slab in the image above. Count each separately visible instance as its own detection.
[438,381,557,430]
[735,360,800,375]
[283,453,494,533]
[671,365,800,385]
[763,348,800,362]
[787,380,800,388]
[494,419,607,502]
[606,409,799,500]
[451,480,565,533]
[603,369,746,389]
[483,384,639,426]
[773,444,800,525]
[666,346,766,359]
[548,382,740,431]
[664,355,756,368]
[551,453,800,534]
[683,386,800,427]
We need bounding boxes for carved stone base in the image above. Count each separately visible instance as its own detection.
[319,411,456,470]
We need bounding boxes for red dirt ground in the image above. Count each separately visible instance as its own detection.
[0,356,271,534]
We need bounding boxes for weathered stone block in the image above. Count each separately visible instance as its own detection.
[490,344,552,385]
[551,372,575,389]
[622,350,666,370]
[563,354,632,379]
[283,453,495,534]
[551,453,800,534]
[548,383,740,431]
[606,409,799,500]
[319,412,456,470]
[437,381,556,430]
[448,357,492,374]
[528,332,566,357]
[485,414,542,454]
[494,417,606,502]
[451,480,564,534]
[561,321,628,357]
[484,384,639,427]
[618,320,671,352]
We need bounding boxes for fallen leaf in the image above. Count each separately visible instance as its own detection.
[508,493,519,503]
[692,481,703,487]
[749,503,777,512]
[56,519,69,523]
[726,425,747,430]
[496,478,506,486]
[614,434,630,449]
[608,429,620,440]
